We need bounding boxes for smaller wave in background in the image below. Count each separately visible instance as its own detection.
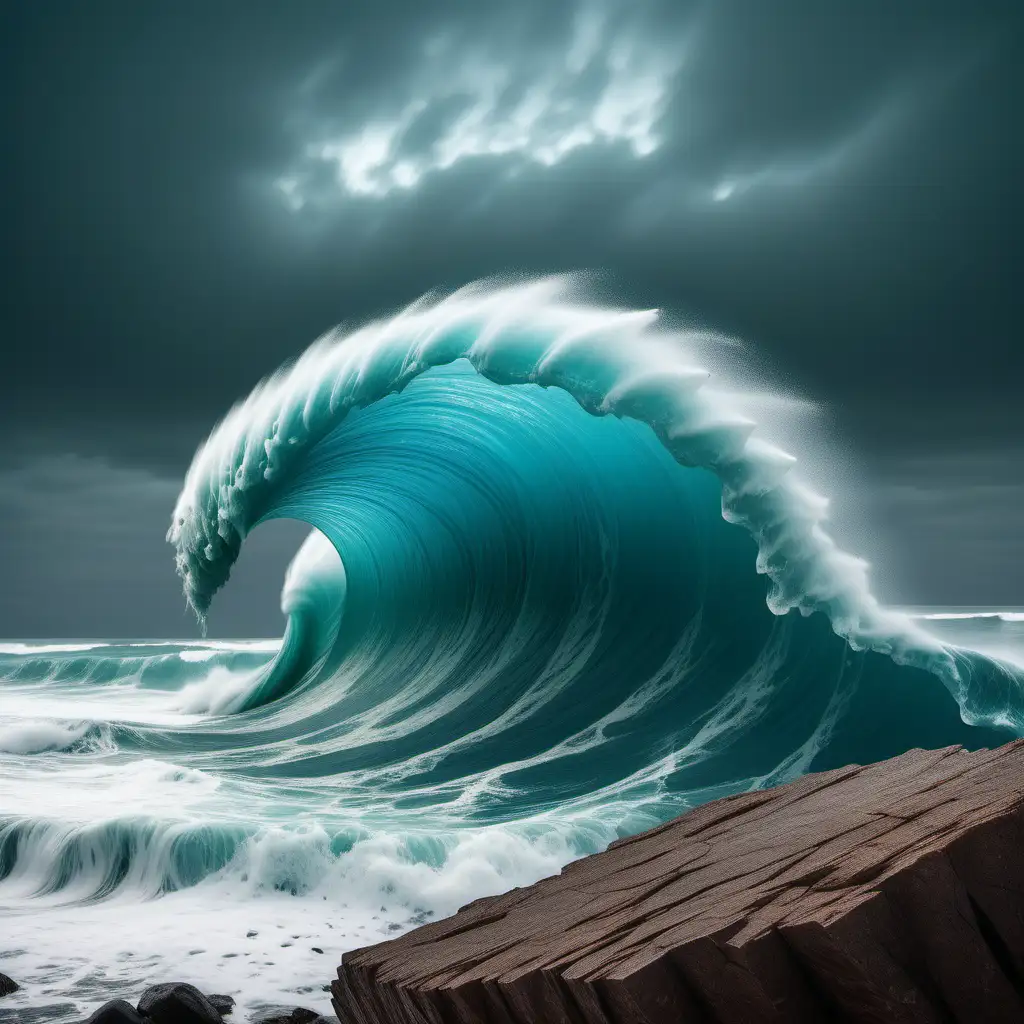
[906,609,1024,668]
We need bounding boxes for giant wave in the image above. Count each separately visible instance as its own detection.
[171,278,1022,726]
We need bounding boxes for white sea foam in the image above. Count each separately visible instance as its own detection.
[173,666,263,715]
[119,640,282,652]
[0,687,203,729]
[0,720,95,755]
[0,820,600,1022]
[0,642,109,655]
[914,611,1024,622]
[0,759,222,822]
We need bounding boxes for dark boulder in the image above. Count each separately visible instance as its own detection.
[137,982,222,1024]
[84,999,145,1024]
[206,993,235,1016]
[251,1009,320,1024]
[0,973,18,997]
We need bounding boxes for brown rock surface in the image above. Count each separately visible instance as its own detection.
[331,741,1024,1023]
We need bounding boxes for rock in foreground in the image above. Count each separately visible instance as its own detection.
[0,974,19,997]
[250,1008,322,1024]
[85,1000,145,1024]
[137,982,222,1024]
[206,994,235,1016]
[332,740,1024,1023]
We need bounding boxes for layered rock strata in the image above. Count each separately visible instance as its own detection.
[332,740,1024,1024]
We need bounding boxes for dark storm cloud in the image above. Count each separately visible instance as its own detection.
[6,0,1018,447]
[0,455,310,638]
[3,0,1022,632]
[274,1,972,206]
[257,0,1024,433]
[0,456,184,638]
[273,3,680,205]
[856,451,1024,608]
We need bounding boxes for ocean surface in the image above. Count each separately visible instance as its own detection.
[2,282,1022,1021]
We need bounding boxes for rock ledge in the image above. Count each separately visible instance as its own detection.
[332,740,1024,1023]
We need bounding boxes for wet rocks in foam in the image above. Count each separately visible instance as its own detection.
[206,993,236,1015]
[84,1000,145,1024]
[137,983,223,1024]
[76,988,329,1024]
[0,973,19,997]
[250,1008,321,1024]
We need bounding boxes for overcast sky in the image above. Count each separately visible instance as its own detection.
[3,0,1022,637]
